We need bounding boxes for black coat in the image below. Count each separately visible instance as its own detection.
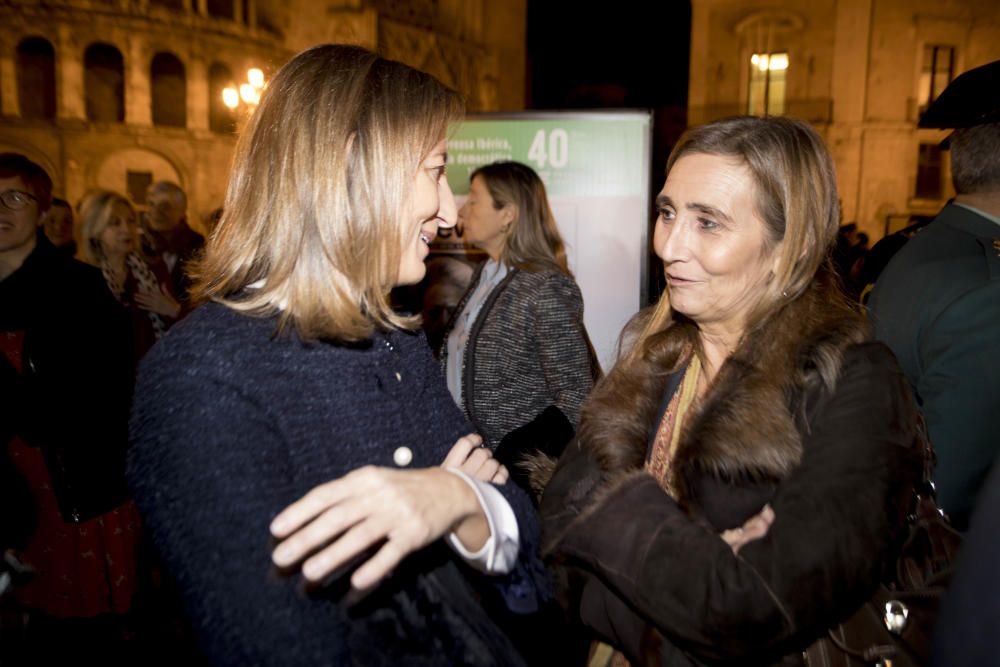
[541,288,923,666]
[0,237,134,522]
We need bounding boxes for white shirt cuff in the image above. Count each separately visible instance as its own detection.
[443,468,520,575]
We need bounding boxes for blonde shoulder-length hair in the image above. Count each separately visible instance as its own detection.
[471,161,570,275]
[192,44,464,342]
[76,189,135,265]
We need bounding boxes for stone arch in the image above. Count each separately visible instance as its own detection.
[150,0,185,10]
[734,10,805,42]
[207,0,236,20]
[151,51,187,128]
[91,147,184,207]
[16,36,57,120]
[0,138,61,191]
[84,42,125,122]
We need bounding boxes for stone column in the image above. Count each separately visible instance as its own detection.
[0,47,18,117]
[196,0,208,17]
[125,35,152,126]
[831,0,873,225]
[187,57,209,130]
[55,26,85,120]
[233,0,243,24]
[246,0,257,28]
[481,0,525,111]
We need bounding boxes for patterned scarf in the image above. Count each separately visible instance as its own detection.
[100,252,168,340]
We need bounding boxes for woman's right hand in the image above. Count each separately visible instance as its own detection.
[270,465,488,590]
[441,433,509,485]
[135,283,181,319]
[721,504,775,554]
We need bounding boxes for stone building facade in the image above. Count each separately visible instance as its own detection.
[0,0,525,230]
[689,0,1000,239]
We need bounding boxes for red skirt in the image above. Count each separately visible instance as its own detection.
[3,329,141,618]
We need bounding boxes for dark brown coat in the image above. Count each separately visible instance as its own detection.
[540,283,923,666]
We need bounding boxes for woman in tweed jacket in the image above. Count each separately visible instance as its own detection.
[441,162,599,487]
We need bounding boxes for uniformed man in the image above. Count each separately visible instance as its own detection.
[868,58,1000,530]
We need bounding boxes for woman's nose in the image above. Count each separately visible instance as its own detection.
[437,179,457,229]
[657,219,690,263]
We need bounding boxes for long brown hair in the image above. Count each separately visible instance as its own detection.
[579,116,862,471]
[471,161,570,275]
[191,44,464,342]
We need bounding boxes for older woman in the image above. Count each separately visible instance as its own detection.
[539,116,923,666]
[441,161,598,485]
[128,45,545,667]
[78,190,180,361]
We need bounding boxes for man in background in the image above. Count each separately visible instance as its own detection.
[868,59,1000,530]
[40,198,76,258]
[140,181,203,306]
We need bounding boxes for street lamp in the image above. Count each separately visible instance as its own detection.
[223,67,266,111]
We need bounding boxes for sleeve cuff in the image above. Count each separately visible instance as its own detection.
[444,468,520,574]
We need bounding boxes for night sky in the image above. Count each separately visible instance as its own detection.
[526,0,692,112]
[526,0,692,301]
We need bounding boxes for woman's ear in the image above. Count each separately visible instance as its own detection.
[501,204,517,231]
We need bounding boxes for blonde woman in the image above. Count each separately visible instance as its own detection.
[78,190,180,360]
[441,162,598,490]
[128,45,545,667]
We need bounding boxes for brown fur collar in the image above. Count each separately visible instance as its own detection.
[572,273,868,509]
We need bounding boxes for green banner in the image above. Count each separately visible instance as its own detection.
[447,115,649,197]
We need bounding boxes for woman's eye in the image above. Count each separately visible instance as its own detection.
[698,218,719,230]
[430,165,446,181]
[657,208,675,222]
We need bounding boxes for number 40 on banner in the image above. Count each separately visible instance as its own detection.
[527,129,568,169]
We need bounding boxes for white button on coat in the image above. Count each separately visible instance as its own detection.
[393,446,413,467]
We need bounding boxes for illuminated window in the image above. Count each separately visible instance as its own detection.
[748,52,787,116]
[918,45,954,117]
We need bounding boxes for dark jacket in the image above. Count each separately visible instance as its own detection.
[540,285,923,666]
[441,264,598,456]
[138,219,204,306]
[128,303,549,666]
[868,202,1000,529]
[0,237,133,523]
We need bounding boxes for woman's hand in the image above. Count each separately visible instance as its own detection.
[720,504,775,554]
[441,433,509,485]
[135,283,181,318]
[270,466,488,590]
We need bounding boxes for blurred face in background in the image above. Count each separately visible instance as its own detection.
[458,175,511,261]
[146,188,186,232]
[43,203,75,248]
[99,201,137,259]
